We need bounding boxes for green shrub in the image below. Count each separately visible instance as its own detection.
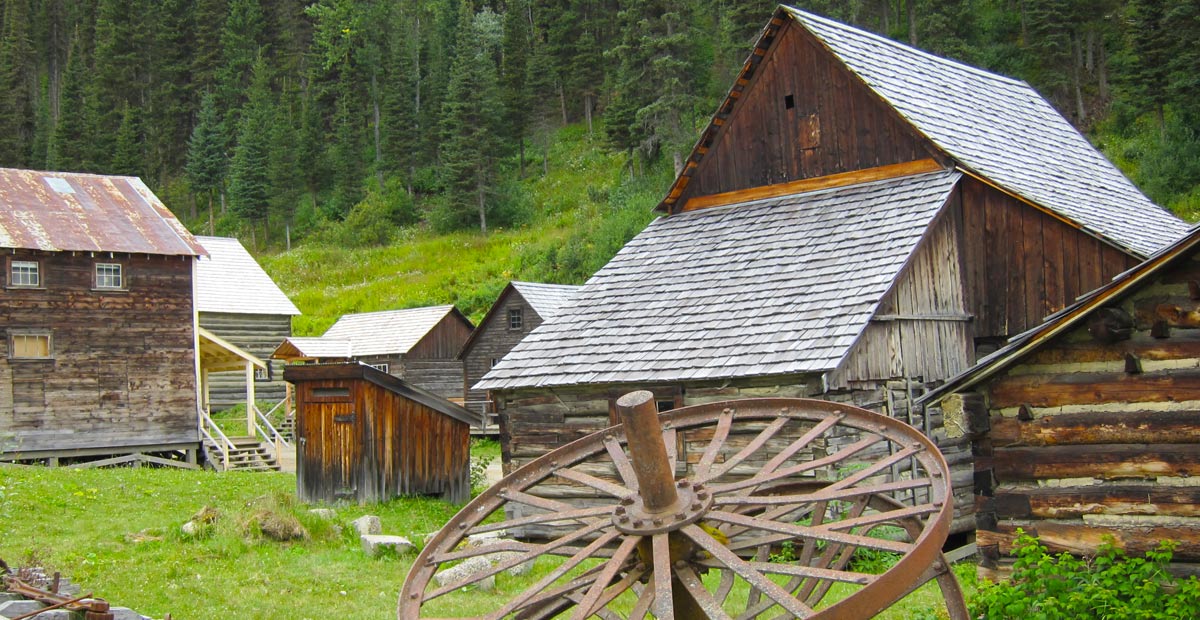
[971,530,1200,619]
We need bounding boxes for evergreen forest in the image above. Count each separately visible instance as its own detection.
[1,0,1198,255]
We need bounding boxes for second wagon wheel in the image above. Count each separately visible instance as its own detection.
[400,392,967,619]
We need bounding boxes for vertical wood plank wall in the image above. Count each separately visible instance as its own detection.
[959,178,1139,341]
[971,254,1200,572]
[678,20,935,204]
[0,250,198,453]
[292,366,470,504]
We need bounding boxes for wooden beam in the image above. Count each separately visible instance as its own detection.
[980,443,1200,479]
[989,409,1200,446]
[679,159,944,212]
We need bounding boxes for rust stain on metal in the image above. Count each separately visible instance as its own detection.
[0,169,205,256]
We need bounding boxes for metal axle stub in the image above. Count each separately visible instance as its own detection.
[612,479,714,536]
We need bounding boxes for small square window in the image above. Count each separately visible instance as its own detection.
[95,263,123,289]
[11,261,39,287]
[10,333,51,359]
[368,362,389,373]
[508,308,523,330]
[255,366,271,381]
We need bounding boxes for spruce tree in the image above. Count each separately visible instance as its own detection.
[111,103,143,177]
[227,56,273,228]
[186,92,228,228]
[439,2,503,233]
[0,0,34,166]
[501,0,532,175]
[49,30,93,172]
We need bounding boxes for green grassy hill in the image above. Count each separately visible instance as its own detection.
[257,127,667,335]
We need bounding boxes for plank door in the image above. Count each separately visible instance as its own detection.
[298,384,362,502]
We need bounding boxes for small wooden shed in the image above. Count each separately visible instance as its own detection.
[283,363,480,504]
[921,225,1200,576]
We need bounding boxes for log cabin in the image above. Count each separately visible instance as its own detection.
[0,169,206,465]
[273,305,473,402]
[194,235,300,411]
[476,6,1190,534]
[921,224,1200,575]
[459,281,580,415]
[284,363,479,503]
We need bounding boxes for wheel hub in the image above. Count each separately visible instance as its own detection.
[612,479,715,535]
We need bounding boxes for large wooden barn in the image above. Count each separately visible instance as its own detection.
[0,169,206,464]
[459,281,580,414]
[476,7,1189,533]
[194,235,300,411]
[922,224,1200,575]
[274,305,473,401]
[284,363,479,503]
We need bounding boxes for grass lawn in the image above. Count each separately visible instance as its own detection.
[0,457,975,619]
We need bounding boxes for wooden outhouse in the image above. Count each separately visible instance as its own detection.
[0,169,206,464]
[922,225,1200,574]
[459,281,580,415]
[284,363,480,504]
[274,305,472,402]
[477,7,1189,534]
[194,236,300,411]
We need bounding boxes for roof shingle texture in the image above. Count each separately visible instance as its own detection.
[195,236,300,316]
[0,168,204,256]
[477,171,961,390]
[511,281,581,320]
[322,305,457,357]
[788,8,1187,256]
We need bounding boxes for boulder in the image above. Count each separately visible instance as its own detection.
[433,556,495,592]
[360,535,415,557]
[0,599,46,618]
[350,515,381,536]
[308,508,337,520]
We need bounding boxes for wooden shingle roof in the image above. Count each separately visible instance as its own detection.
[661,7,1188,257]
[195,236,300,316]
[321,305,466,357]
[477,170,961,390]
[0,168,205,256]
[510,281,581,320]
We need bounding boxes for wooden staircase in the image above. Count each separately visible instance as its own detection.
[201,435,281,472]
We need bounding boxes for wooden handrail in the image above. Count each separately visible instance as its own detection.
[199,408,235,470]
[252,404,290,461]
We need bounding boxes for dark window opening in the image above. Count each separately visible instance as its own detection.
[784,94,795,109]
[508,308,524,330]
[656,400,675,413]
[313,387,350,398]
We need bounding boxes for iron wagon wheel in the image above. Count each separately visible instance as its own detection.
[399,393,967,619]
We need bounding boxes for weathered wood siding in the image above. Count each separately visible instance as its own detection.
[494,374,974,535]
[198,311,291,410]
[964,253,1200,573]
[677,19,937,205]
[290,364,470,504]
[463,290,545,412]
[835,194,974,386]
[0,251,198,454]
[407,311,471,401]
[960,178,1139,342]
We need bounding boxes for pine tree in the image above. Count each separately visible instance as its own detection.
[217,0,267,138]
[1127,0,1170,128]
[186,92,228,229]
[92,0,151,170]
[267,91,303,228]
[111,103,142,177]
[439,2,503,233]
[0,0,34,166]
[49,30,93,172]
[380,3,423,189]
[228,56,273,228]
[501,0,531,175]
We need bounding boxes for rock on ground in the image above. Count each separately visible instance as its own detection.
[360,534,415,556]
[433,556,495,592]
[350,515,381,536]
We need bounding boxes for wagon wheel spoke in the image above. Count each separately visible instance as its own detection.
[650,533,675,618]
[694,407,735,480]
[708,416,790,480]
[719,477,932,509]
[484,530,623,620]
[707,510,914,554]
[681,524,816,618]
[568,535,641,620]
[457,505,612,540]
[758,414,842,477]
[711,434,882,495]
[554,467,632,497]
[628,580,655,619]
[674,563,736,620]
[663,427,678,473]
[603,434,639,491]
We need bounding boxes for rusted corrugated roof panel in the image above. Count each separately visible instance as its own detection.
[0,168,205,256]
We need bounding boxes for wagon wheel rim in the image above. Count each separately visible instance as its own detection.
[399,395,965,619]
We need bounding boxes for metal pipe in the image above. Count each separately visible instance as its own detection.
[616,391,678,512]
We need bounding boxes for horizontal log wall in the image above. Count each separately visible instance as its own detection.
[462,291,545,413]
[0,250,198,454]
[198,311,291,410]
[970,252,1200,573]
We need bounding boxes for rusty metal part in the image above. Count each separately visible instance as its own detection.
[3,574,111,614]
[0,169,205,256]
[616,391,678,512]
[399,396,969,619]
[7,591,94,620]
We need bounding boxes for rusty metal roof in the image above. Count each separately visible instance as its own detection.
[0,168,205,256]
